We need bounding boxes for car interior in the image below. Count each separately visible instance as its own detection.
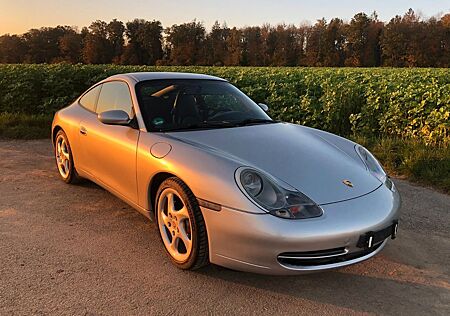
[138,83,252,130]
[140,85,205,128]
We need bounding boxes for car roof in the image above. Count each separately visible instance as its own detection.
[106,72,227,83]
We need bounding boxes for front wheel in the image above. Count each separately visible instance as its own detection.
[156,177,209,270]
[54,130,81,184]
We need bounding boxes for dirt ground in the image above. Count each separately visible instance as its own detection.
[0,140,449,315]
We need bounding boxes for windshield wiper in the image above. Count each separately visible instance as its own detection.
[156,119,278,132]
[159,121,235,132]
[234,118,278,126]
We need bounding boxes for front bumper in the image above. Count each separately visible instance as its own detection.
[201,183,401,275]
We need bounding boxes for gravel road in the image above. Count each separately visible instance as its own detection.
[1,140,449,315]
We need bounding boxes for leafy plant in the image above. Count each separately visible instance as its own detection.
[1,64,448,143]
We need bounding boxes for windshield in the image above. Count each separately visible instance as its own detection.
[136,79,273,132]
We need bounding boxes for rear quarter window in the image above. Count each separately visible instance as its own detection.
[79,85,102,112]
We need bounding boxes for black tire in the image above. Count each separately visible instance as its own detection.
[54,130,82,184]
[155,177,209,270]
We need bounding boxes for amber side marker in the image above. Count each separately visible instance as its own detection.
[197,198,222,211]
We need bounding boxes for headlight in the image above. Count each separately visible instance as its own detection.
[355,145,395,191]
[236,168,323,219]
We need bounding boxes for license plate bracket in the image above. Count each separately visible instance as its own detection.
[357,220,399,249]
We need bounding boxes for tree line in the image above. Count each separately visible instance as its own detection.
[1,9,449,67]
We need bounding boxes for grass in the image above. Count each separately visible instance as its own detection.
[354,137,450,194]
[0,112,448,193]
[0,113,52,139]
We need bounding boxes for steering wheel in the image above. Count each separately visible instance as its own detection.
[209,110,243,121]
[208,106,233,118]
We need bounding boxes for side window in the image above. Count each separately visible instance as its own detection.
[96,81,134,117]
[79,85,101,112]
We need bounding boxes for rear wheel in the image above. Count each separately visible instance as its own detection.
[156,177,209,270]
[54,130,81,184]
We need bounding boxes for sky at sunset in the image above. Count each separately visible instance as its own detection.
[1,0,449,34]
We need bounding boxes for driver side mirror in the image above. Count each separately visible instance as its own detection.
[258,103,269,112]
[98,110,131,126]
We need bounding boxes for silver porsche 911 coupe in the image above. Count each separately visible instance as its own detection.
[52,72,400,275]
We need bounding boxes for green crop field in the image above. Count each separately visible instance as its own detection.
[0,64,449,143]
[0,64,449,191]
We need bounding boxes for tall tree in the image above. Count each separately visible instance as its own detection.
[22,26,75,63]
[205,21,229,66]
[270,24,302,66]
[380,9,433,67]
[58,30,83,63]
[82,20,113,64]
[122,19,163,65]
[304,19,327,66]
[107,19,125,63]
[440,14,450,67]
[241,26,264,66]
[323,18,345,66]
[0,34,27,63]
[296,25,308,66]
[344,13,381,66]
[364,12,383,67]
[166,21,206,65]
[224,27,242,66]
[1,12,449,67]
[380,15,408,67]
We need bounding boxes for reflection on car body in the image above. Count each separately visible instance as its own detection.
[52,72,400,275]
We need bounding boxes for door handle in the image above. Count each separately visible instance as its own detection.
[80,126,88,135]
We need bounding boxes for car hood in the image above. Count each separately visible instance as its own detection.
[167,123,382,205]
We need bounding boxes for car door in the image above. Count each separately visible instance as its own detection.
[79,80,140,204]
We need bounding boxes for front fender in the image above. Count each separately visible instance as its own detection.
[136,132,264,214]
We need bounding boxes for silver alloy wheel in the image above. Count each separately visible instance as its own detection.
[157,188,193,262]
[55,134,71,179]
